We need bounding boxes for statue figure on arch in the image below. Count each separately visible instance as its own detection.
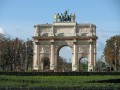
[71,13,76,22]
[55,10,76,22]
[54,13,58,22]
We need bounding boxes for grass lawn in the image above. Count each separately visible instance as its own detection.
[0,75,120,89]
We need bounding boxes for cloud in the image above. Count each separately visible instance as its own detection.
[0,27,6,34]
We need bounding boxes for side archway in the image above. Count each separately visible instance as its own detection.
[79,57,88,71]
[41,57,50,71]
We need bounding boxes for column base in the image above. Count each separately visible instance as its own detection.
[50,64,55,70]
[88,65,93,71]
[72,64,78,71]
[33,65,39,70]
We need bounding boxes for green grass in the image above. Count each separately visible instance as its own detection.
[0,75,120,89]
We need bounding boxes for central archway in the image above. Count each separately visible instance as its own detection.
[57,46,72,72]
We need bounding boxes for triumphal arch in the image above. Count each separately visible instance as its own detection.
[33,11,98,71]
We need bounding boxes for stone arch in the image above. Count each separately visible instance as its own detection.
[33,22,97,72]
[57,44,73,53]
[56,41,73,54]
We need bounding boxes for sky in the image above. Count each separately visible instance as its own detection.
[0,0,120,60]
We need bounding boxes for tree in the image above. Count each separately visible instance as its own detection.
[95,56,106,71]
[8,38,26,71]
[0,35,33,71]
[25,39,33,71]
[58,56,72,71]
[104,35,120,71]
[0,34,11,71]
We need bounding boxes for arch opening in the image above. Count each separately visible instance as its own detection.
[79,57,88,71]
[41,57,50,71]
[57,46,72,72]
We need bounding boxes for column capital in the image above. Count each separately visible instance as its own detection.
[73,39,77,44]
[35,41,40,45]
[50,40,54,44]
[88,39,93,44]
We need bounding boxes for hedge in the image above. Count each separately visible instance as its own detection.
[0,75,120,90]
[0,71,120,76]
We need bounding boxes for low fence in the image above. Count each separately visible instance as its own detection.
[0,71,120,76]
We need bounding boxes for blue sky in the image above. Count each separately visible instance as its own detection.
[0,0,120,60]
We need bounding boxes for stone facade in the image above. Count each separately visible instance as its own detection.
[33,22,98,71]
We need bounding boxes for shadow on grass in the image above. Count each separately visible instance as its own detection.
[89,79,120,83]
